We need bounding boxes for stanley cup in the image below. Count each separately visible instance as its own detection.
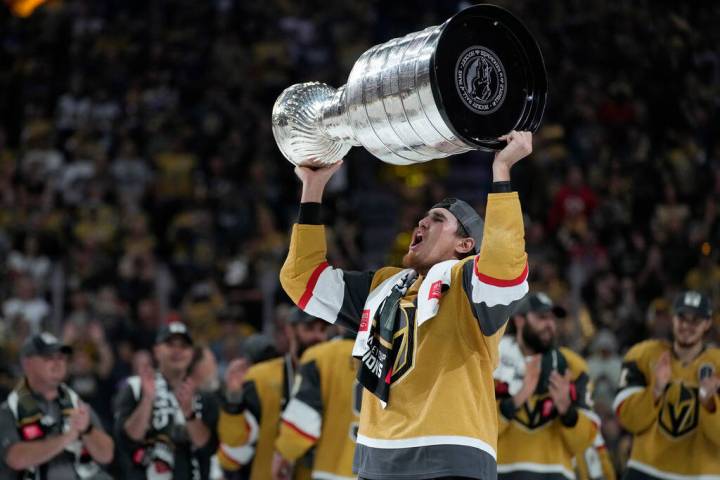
[272,4,547,167]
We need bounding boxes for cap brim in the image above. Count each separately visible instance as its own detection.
[674,306,710,318]
[158,333,194,345]
[24,344,74,357]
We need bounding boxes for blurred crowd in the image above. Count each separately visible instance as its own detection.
[0,0,719,476]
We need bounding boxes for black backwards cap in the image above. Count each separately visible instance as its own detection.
[432,197,484,254]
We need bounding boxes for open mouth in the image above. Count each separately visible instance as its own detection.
[409,230,423,250]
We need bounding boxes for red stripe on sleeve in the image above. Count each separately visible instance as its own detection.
[281,419,319,442]
[298,262,330,309]
[474,259,528,287]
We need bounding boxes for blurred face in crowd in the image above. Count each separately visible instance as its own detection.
[289,319,328,358]
[403,208,474,273]
[672,313,711,349]
[519,311,557,354]
[23,352,68,391]
[154,335,194,376]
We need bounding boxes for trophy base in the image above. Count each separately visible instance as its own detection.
[430,5,547,151]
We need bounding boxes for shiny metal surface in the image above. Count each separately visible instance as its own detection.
[271,82,354,167]
[272,5,547,167]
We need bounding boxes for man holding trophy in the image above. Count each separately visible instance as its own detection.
[275,5,546,479]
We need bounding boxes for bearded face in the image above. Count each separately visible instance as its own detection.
[520,311,556,353]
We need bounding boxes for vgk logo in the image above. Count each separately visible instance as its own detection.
[388,303,417,384]
[515,394,555,430]
[659,382,699,437]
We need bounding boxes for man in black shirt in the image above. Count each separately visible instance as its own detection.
[114,322,219,479]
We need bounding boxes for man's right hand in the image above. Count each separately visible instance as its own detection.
[225,358,249,395]
[513,355,541,408]
[295,161,344,203]
[139,366,156,401]
[652,351,672,401]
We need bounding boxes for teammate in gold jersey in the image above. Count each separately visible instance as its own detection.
[494,292,599,480]
[272,333,359,480]
[614,290,720,479]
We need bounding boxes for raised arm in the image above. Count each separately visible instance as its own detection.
[462,131,531,336]
[217,359,261,471]
[280,162,374,332]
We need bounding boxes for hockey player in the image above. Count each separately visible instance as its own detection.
[493,292,599,479]
[614,290,720,478]
[217,309,327,480]
[280,131,532,479]
[271,330,359,480]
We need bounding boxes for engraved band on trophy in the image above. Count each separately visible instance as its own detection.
[272,4,547,167]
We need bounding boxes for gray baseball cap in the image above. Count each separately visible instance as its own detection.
[20,333,73,358]
[432,197,484,254]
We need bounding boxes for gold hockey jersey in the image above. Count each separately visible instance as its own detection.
[494,344,599,479]
[275,337,359,480]
[575,431,616,480]
[280,192,529,479]
[613,339,720,479]
[217,355,310,480]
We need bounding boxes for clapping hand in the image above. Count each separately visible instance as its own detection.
[176,378,197,419]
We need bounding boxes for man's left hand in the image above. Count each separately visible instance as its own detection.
[548,370,572,415]
[492,130,532,181]
[176,378,197,419]
[272,452,293,480]
[69,403,91,437]
[699,375,720,412]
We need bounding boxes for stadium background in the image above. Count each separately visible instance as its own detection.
[0,0,719,476]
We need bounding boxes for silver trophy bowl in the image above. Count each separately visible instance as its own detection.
[272,4,547,167]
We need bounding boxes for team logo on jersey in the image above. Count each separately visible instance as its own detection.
[515,394,556,430]
[388,304,417,384]
[455,46,507,115]
[659,382,699,437]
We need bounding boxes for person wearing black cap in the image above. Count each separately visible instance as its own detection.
[217,307,326,480]
[113,322,219,480]
[493,292,604,479]
[0,332,114,479]
[280,131,532,479]
[614,290,720,479]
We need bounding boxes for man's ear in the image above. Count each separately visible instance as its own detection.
[456,237,475,256]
